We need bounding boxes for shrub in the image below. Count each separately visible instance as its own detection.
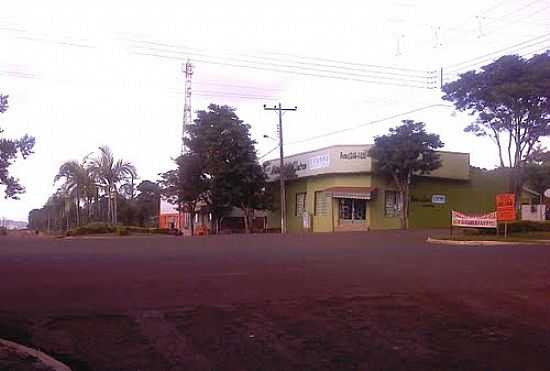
[496,221,550,234]
[66,223,173,236]
[125,226,171,234]
[150,228,171,234]
[68,223,116,236]
[0,227,7,236]
[116,226,129,236]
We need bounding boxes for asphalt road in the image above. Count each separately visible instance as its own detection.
[1,231,550,370]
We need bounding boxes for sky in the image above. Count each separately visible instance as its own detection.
[1,0,550,221]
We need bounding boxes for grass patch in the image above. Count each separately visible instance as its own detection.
[438,231,550,243]
[67,223,172,236]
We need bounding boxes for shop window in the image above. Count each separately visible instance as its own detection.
[314,191,328,216]
[385,191,402,217]
[296,192,307,216]
[339,198,367,223]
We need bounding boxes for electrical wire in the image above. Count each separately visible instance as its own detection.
[445,32,550,71]
[0,70,281,101]
[259,145,279,160]
[130,43,433,84]
[286,104,453,146]
[444,44,550,79]
[132,51,434,89]
[483,0,545,27]
[127,38,429,75]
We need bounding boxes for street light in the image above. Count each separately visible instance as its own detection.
[263,134,277,142]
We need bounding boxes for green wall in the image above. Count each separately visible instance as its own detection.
[409,168,507,229]
[266,168,508,232]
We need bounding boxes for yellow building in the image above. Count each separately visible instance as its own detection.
[263,144,487,232]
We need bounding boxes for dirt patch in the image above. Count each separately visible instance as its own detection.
[3,294,549,371]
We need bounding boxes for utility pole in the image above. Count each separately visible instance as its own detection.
[263,103,297,234]
[181,59,193,154]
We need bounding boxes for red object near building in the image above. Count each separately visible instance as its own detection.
[496,193,516,221]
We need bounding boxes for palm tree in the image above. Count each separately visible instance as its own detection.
[88,146,137,225]
[54,159,91,227]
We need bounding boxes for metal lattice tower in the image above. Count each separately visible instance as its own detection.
[181,59,193,154]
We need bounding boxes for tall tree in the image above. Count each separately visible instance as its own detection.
[53,159,91,226]
[88,146,137,224]
[442,52,550,204]
[159,153,207,235]
[185,104,268,232]
[135,180,161,227]
[368,120,444,229]
[0,94,35,198]
[523,150,550,197]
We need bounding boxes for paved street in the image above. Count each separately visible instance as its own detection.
[1,231,550,370]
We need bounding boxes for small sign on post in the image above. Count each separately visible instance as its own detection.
[496,193,516,238]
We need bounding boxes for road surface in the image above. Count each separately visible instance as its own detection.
[1,231,550,370]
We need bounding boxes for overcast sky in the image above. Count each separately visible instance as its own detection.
[1,0,550,221]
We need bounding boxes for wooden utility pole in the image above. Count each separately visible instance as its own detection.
[263,103,297,234]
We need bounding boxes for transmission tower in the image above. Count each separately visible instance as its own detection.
[181,59,194,154]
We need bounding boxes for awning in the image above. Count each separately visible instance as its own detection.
[323,186,376,200]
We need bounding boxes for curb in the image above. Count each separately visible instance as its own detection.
[426,237,550,246]
[0,339,71,371]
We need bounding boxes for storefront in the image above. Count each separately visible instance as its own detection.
[263,144,500,232]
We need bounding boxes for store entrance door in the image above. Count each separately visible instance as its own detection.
[338,198,367,225]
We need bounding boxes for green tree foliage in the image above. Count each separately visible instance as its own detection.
[135,180,161,226]
[185,104,269,233]
[0,94,35,198]
[368,120,444,229]
[524,150,550,196]
[30,147,156,233]
[442,52,550,200]
[54,158,94,226]
[88,146,137,224]
[159,153,207,235]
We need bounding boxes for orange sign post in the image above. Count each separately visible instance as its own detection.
[496,193,516,238]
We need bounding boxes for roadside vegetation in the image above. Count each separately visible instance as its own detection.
[0,94,35,199]
[443,52,550,210]
[28,147,161,234]
[159,104,271,234]
[440,220,550,242]
[65,222,171,237]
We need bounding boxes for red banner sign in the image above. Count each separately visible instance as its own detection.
[451,211,497,228]
[496,193,516,221]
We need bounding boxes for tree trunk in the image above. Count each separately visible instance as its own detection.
[492,128,505,168]
[190,212,195,236]
[403,185,410,230]
[106,187,111,224]
[113,193,118,225]
[243,210,250,233]
[75,187,80,226]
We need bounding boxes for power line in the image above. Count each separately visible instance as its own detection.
[483,0,545,27]
[0,68,281,100]
[127,38,429,75]
[444,44,550,79]
[480,2,550,36]
[286,104,453,146]
[130,43,433,83]
[442,46,549,84]
[132,51,434,89]
[445,32,550,70]
[259,145,279,160]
